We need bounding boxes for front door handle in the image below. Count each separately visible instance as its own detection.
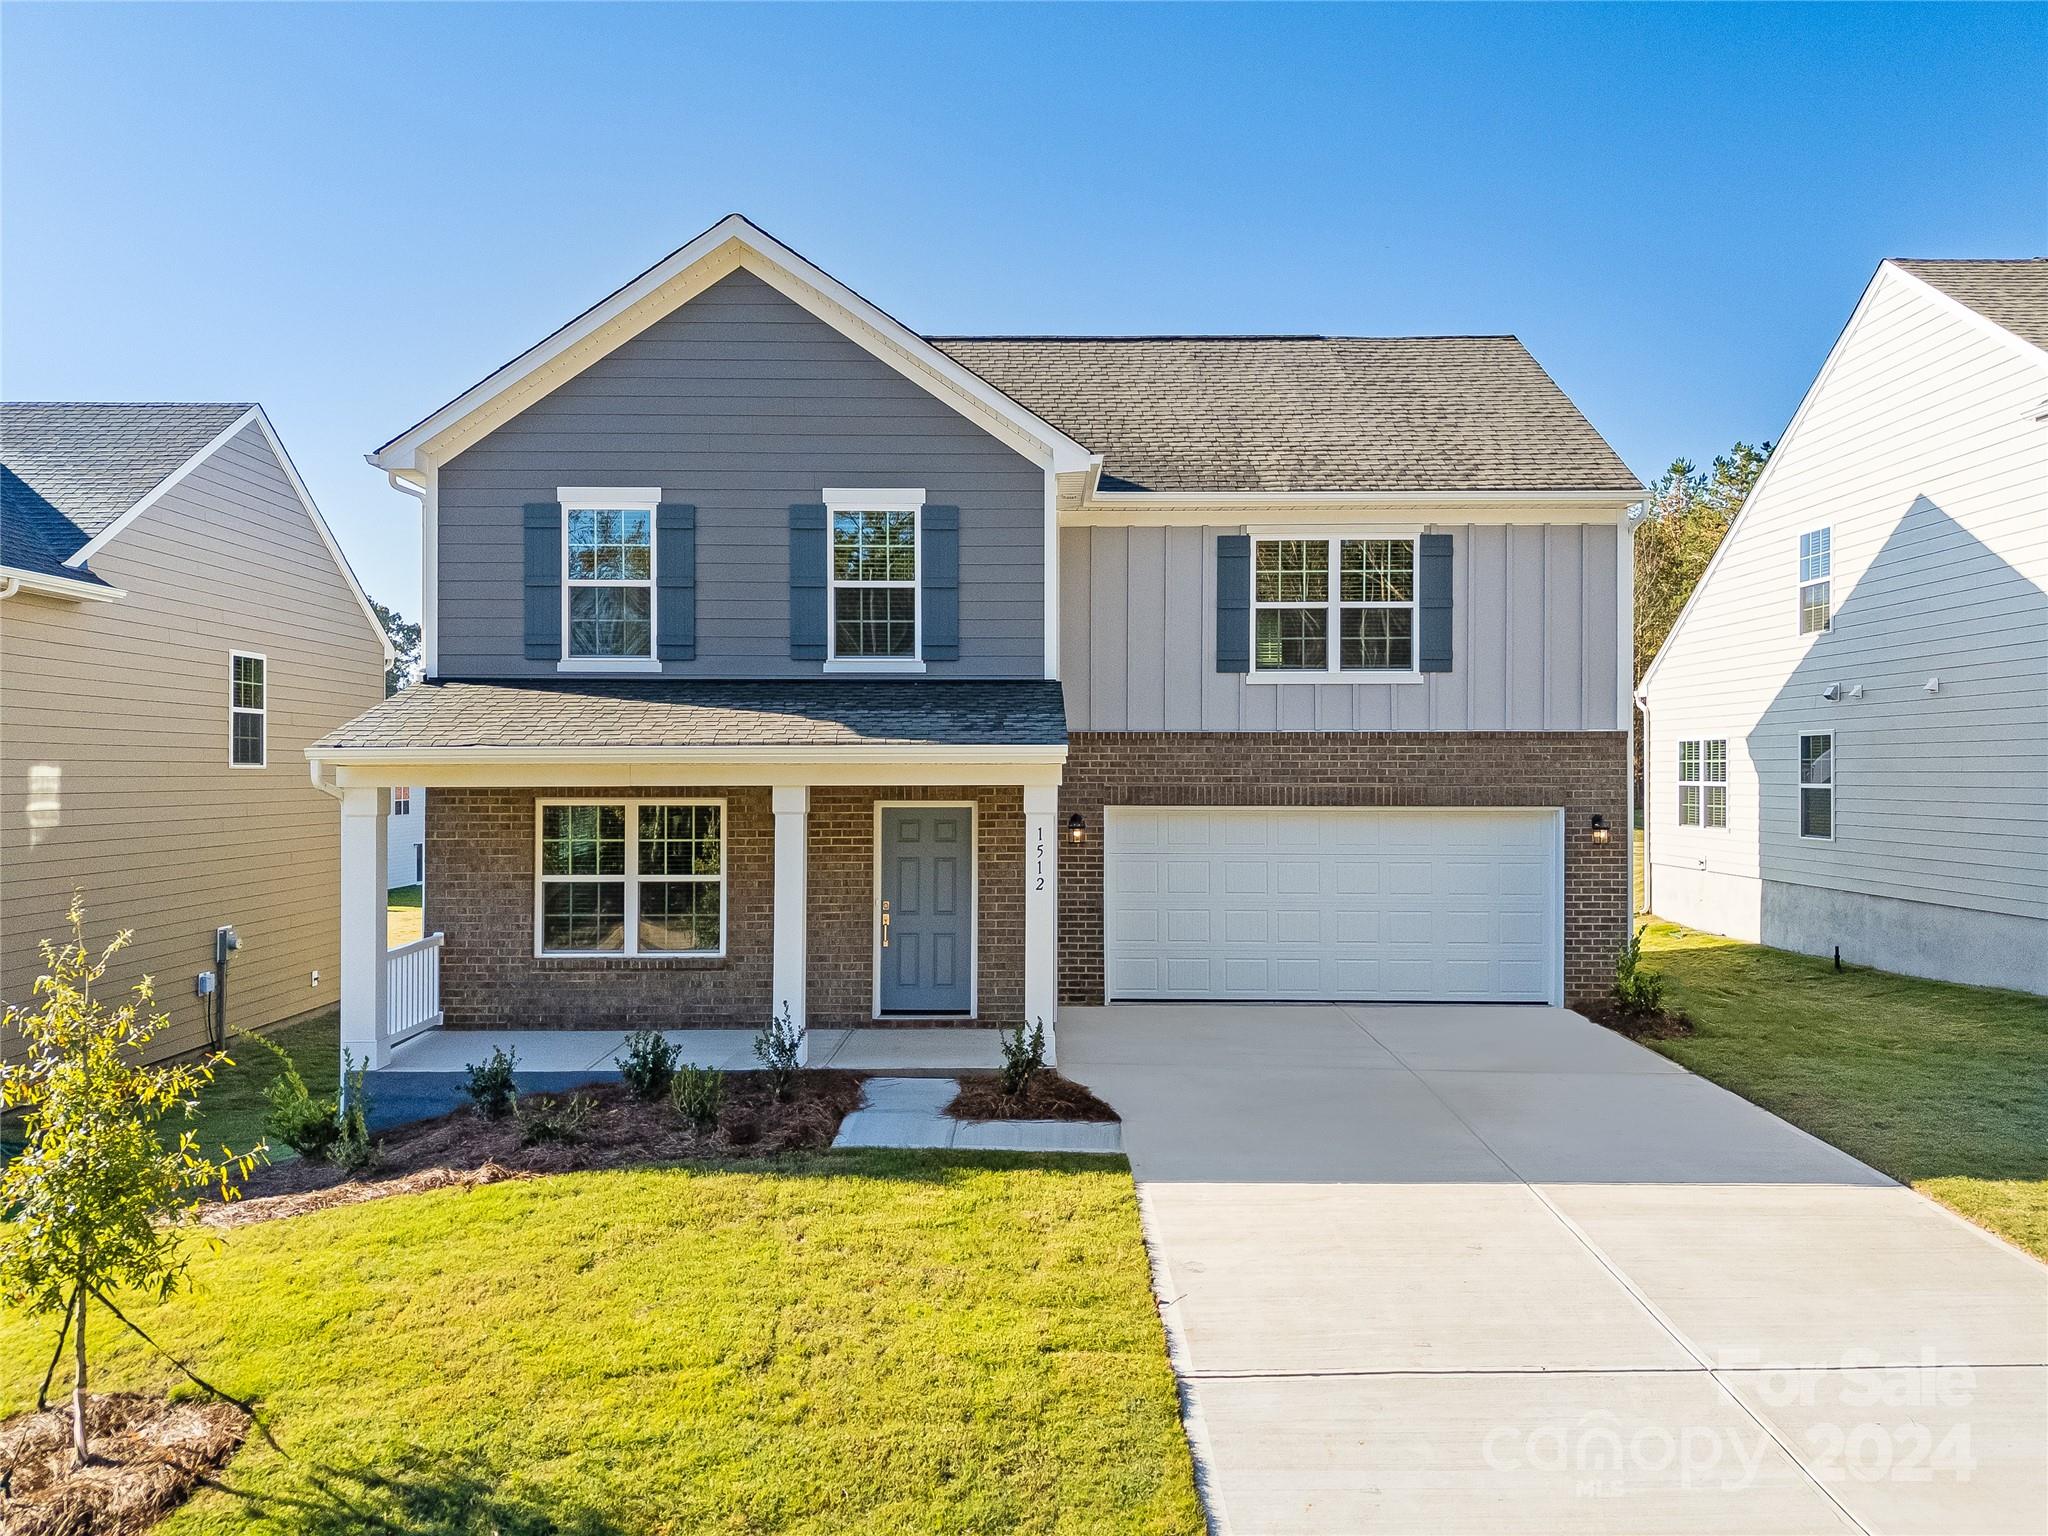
[881,899,891,949]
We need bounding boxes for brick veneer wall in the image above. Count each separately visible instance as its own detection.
[1055,732,1630,1008]
[424,784,1025,1030]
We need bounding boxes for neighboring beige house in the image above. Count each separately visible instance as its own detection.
[2,403,392,1058]
[1638,259,2048,993]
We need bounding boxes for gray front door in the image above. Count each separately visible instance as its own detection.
[879,806,973,1014]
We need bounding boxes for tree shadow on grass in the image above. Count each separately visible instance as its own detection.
[206,1446,627,1536]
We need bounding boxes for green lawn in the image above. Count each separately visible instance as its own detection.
[187,1011,340,1161]
[1641,920,2048,1260]
[0,1154,1202,1534]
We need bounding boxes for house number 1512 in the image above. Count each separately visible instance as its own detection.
[1034,826,1046,891]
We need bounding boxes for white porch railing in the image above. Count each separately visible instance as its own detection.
[384,932,444,1046]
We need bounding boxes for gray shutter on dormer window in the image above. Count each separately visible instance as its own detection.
[1215,534,1251,673]
[789,504,828,659]
[523,501,562,660]
[656,502,696,661]
[922,504,960,661]
[1418,532,1454,673]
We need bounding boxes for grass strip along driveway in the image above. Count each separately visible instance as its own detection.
[1642,920,2048,1260]
[0,1153,1201,1533]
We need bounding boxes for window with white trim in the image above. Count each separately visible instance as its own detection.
[536,799,724,957]
[1798,527,1831,635]
[1251,535,1417,675]
[392,787,412,816]
[1799,733,1834,840]
[1677,738,1727,828]
[564,493,656,660]
[830,497,919,660]
[229,652,265,767]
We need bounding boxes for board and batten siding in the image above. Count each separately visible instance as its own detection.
[1642,264,2048,988]
[1060,521,1624,731]
[0,422,388,1059]
[435,269,1046,679]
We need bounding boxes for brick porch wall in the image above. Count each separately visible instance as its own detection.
[423,784,1025,1030]
[1055,732,1631,1008]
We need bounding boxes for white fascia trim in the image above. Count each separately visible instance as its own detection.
[309,743,1068,768]
[0,565,125,601]
[1071,489,1641,527]
[368,214,1096,477]
[66,404,394,663]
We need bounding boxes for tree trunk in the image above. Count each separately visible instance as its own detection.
[70,1286,89,1465]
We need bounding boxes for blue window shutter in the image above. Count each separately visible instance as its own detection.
[1215,534,1251,673]
[789,504,828,659]
[922,504,960,661]
[656,501,696,661]
[1418,532,1454,673]
[523,502,562,660]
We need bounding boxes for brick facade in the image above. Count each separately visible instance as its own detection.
[1054,731,1630,1007]
[424,784,1025,1030]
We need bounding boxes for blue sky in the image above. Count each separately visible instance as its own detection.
[5,3,2043,615]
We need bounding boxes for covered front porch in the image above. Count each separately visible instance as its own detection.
[311,678,1068,1084]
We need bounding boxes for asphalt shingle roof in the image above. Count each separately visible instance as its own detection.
[316,679,1070,753]
[0,402,251,574]
[1891,259,2048,352]
[929,335,1641,495]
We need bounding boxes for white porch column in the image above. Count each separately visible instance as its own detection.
[771,785,811,1065]
[1023,784,1060,1064]
[338,786,390,1073]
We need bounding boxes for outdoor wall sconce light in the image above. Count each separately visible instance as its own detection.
[1590,814,1610,843]
[1066,812,1087,846]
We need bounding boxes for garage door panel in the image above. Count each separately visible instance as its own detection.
[1105,808,1558,1004]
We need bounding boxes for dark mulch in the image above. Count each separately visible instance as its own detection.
[205,1071,866,1227]
[0,1392,247,1535]
[946,1071,1120,1123]
[1580,997,1698,1041]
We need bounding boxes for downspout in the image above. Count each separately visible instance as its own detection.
[1634,693,1650,919]
[386,468,432,678]
[0,577,19,600]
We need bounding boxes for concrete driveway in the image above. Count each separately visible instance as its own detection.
[1059,1003,2048,1536]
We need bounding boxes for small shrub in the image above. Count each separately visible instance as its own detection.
[1613,927,1666,1018]
[464,1045,519,1121]
[670,1064,725,1130]
[334,1052,376,1174]
[753,1004,802,1102]
[518,1093,593,1147]
[618,1029,679,1101]
[998,1018,1048,1097]
[244,1030,339,1162]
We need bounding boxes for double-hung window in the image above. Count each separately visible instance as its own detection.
[229,652,266,767]
[1798,527,1832,635]
[1798,734,1834,840]
[392,787,412,816]
[1677,739,1727,828]
[536,799,724,957]
[828,489,921,666]
[563,490,657,663]
[1251,534,1418,676]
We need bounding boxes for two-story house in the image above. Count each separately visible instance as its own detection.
[2,403,391,1058]
[1638,258,2048,993]
[311,216,1642,1068]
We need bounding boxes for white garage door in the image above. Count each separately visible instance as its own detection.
[1105,807,1561,1004]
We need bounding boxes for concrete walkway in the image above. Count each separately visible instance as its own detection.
[1059,1003,2048,1536]
[832,1076,1124,1152]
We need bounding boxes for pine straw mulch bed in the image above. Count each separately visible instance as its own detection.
[0,1391,247,1535]
[1579,997,1698,1041]
[945,1071,1120,1123]
[202,1070,867,1229]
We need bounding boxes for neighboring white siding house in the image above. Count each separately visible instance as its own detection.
[387,786,424,889]
[1639,258,2048,994]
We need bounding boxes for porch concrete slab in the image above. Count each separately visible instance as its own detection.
[1420,1068,1894,1186]
[1194,1370,1857,1535]
[950,1119,1124,1153]
[1719,1364,2048,1535]
[832,1110,960,1149]
[822,1028,1004,1072]
[1057,1003,1407,1071]
[1347,1003,1687,1075]
[379,1028,627,1074]
[1141,1181,1696,1374]
[1541,1182,2048,1369]
[793,1028,851,1070]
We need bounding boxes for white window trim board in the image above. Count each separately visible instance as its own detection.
[1797,733,1836,843]
[229,650,267,769]
[1247,531,1422,682]
[825,488,926,669]
[532,796,728,959]
[557,487,661,668]
[1676,738,1728,830]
